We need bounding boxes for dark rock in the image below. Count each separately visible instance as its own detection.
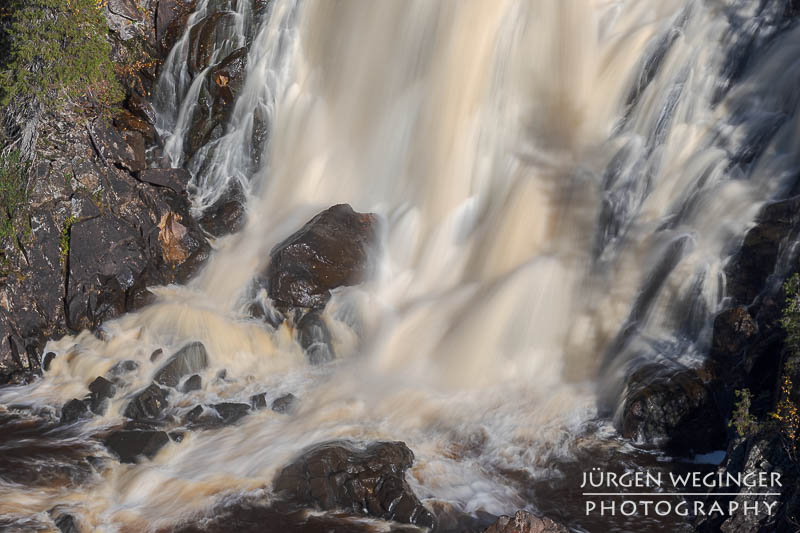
[187,12,239,76]
[250,393,267,410]
[113,110,157,144]
[154,342,209,388]
[212,47,248,94]
[61,399,91,424]
[135,168,191,193]
[150,348,163,362]
[157,0,198,53]
[185,404,205,422]
[181,374,202,392]
[126,92,157,124]
[267,204,379,309]
[620,363,726,455]
[199,185,246,238]
[88,121,146,173]
[726,195,800,305]
[109,360,140,376]
[297,311,335,364]
[89,376,117,399]
[273,440,435,528]
[483,511,569,533]
[54,514,80,533]
[169,431,185,443]
[43,352,57,372]
[104,430,169,463]
[212,402,250,424]
[271,393,297,414]
[123,383,170,420]
[710,306,759,361]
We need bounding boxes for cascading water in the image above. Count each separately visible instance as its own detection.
[2,0,800,531]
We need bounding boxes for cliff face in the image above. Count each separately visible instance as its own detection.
[0,0,207,384]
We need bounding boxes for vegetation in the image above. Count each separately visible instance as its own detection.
[730,389,759,438]
[0,0,122,108]
[59,215,76,266]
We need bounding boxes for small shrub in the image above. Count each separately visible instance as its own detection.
[0,0,122,108]
[730,389,759,438]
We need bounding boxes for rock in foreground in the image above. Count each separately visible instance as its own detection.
[267,204,379,309]
[484,511,569,533]
[273,440,435,528]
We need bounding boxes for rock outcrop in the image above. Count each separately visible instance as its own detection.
[483,511,569,533]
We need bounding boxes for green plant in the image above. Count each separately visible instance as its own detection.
[59,215,76,266]
[0,149,28,246]
[730,389,760,438]
[0,0,122,108]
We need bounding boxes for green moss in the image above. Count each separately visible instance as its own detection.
[59,214,76,266]
[730,389,759,438]
[0,0,122,108]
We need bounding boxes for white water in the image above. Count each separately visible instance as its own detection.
[3,0,800,530]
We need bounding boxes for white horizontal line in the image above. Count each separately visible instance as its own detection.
[582,493,782,497]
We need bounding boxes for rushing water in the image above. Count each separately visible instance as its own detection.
[3,0,800,531]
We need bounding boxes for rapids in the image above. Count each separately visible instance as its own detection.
[2,0,800,531]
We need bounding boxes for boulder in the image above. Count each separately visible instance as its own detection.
[483,511,569,533]
[620,363,726,455]
[61,399,91,424]
[123,383,170,420]
[104,430,169,463]
[154,342,209,388]
[250,393,267,410]
[135,168,191,193]
[273,440,435,528]
[181,374,202,392]
[212,402,250,424]
[199,184,246,238]
[43,352,57,372]
[271,393,297,414]
[88,376,117,414]
[266,204,379,309]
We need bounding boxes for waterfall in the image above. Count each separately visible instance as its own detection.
[2,0,800,530]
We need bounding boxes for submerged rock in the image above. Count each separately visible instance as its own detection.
[104,430,169,463]
[273,440,435,528]
[271,393,297,414]
[212,402,250,425]
[123,383,170,420]
[181,374,202,392]
[88,376,117,415]
[620,363,726,455]
[266,204,379,309]
[154,342,209,388]
[484,511,569,533]
[250,393,267,410]
[296,311,335,364]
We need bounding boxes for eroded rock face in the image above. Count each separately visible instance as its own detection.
[483,511,569,533]
[273,440,435,528]
[266,204,379,309]
[620,363,726,455]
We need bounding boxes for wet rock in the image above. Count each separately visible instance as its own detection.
[109,360,140,376]
[123,383,170,420]
[157,0,198,53]
[710,306,759,361]
[181,374,202,392]
[43,352,57,372]
[620,363,726,455]
[104,430,169,463]
[216,368,227,381]
[250,393,267,410]
[88,376,117,414]
[113,110,157,144]
[154,341,209,388]
[150,348,163,362]
[726,195,800,305]
[135,168,191,193]
[61,399,91,424]
[54,514,80,533]
[266,204,379,309]
[213,47,248,93]
[273,440,435,528]
[169,431,185,443]
[297,311,335,364]
[185,404,205,422]
[199,184,246,238]
[483,511,569,533]
[212,402,250,424]
[271,393,297,414]
[187,12,240,76]
[126,92,157,124]
[88,121,146,173]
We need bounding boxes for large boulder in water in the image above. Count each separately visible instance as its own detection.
[267,204,379,309]
[273,440,435,528]
[619,363,726,456]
